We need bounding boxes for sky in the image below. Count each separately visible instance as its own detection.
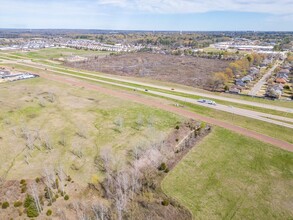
[0,0,292,31]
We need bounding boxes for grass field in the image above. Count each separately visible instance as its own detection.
[0,77,182,185]
[6,47,110,60]
[162,127,293,219]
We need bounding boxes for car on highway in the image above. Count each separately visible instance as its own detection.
[197,99,216,105]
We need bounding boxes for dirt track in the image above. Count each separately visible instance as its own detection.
[38,72,293,152]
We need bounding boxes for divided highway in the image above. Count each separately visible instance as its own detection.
[0,52,292,113]
[1,56,293,129]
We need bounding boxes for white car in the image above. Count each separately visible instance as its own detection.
[197,99,216,105]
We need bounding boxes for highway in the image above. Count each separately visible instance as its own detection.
[1,51,292,113]
[1,56,293,129]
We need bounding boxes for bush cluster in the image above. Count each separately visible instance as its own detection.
[14,201,23,207]
[46,209,52,216]
[158,162,167,171]
[161,200,169,206]
[2,201,9,209]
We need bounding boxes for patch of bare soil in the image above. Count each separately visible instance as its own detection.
[66,52,230,88]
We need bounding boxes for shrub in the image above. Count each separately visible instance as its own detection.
[24,195,39,218]
[24,195,34,208]
[175,125,180,130]
[175,138,179,142]
[27,205,39,218]
[164,168,169,173]
[35,177,40,183]
[200,122,206,129]
[158,163,167,171]
[284,85,290,90]
[21,186,27,193]
[20,179,26,185]
[44,187,53,200]
[46,209,52,216]
[64,195,69,200]
[14,201,23,207]
[2,201,9,209]
[161,200,169,206]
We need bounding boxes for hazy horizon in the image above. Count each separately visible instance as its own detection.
[0,0,292,31]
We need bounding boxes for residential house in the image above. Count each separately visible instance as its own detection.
[266,84,283,99]
[242,75,253,83]
[235,79,246,87]
[275,78,287,84]
[279,69,290,74]
[229,85,242,94]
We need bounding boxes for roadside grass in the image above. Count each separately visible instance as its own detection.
[162,127,293,219]
[2,59,292,119]
[153,96,293,144]
[1,50,292,110]
[0,77,182,185]
[1,62,292,144]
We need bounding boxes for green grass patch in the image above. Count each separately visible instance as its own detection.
[9,48,110,60]
[162,127,293,219]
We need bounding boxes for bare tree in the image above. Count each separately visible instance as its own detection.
[136,114,144,129]
[47,92,55,103]
[114,116,124,132]
[56,165,66,194]
[71,144,83,159]
[99,147,114,197]
[113,168,131,220]
[59,132,67,146]
[43,167,55,203]
[42,133,53,150]
[76,126,87,138]
[92,201,108,220]
[73,202,88,220]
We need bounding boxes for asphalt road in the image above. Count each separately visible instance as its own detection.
[248,63,280,96]
[1,52,292,114]
[4,58,293,129]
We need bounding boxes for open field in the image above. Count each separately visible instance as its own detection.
[66,52,230,88]
[9,48,111,60]
[0,77,182,186]
[162,127,293,219]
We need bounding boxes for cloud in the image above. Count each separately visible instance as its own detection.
[95,0,293,15]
